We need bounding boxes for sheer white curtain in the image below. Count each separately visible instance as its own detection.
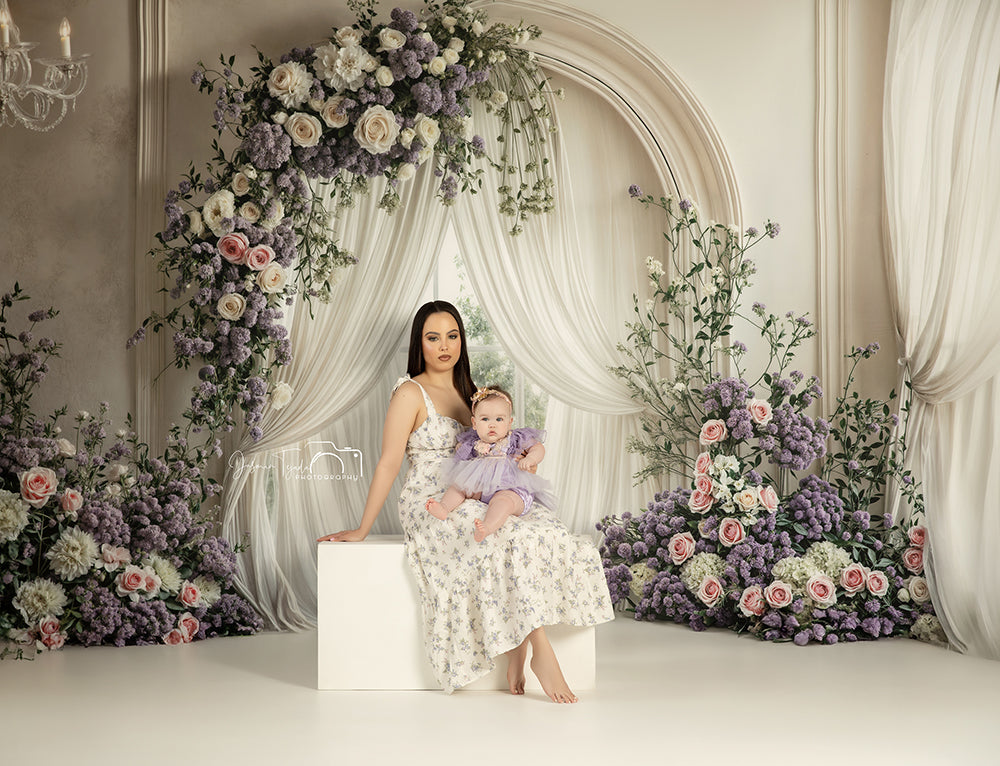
[883,0,1000,657]
[452,75,665,533]
[221,168,448,629]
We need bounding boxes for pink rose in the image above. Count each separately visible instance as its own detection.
[840,562,868,594]
[698,419,728,446]
[116,564,146,600]
[245,244,275,271]
[163,628,186,646]
[38,616,61,637]
[764,580,794,609]
[806,574,837,607]
[738,585,766,617]
[41,632,66,650]
[688,490,714,514]
[758,485,779,513]
[144,571,162,595]
[667,532,696,566]
[697,576,723,607]
[99,543,131,572]
[902,546,924,575]
[695,474,713,494]
[718,517,746,547]
[694,451,712,476]
[179,580,202,608]
[60,488,83,514]
[866,569,889,597]
[178,613,200,642]
[908,525,927,548]
[218,232,250,265]
[747,398,773,426]
[19,467,58,508]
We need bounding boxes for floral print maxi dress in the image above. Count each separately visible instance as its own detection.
[395,377,614,693]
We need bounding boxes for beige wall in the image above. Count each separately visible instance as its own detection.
[0,0,897,445]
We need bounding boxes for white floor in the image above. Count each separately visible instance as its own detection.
[2,617,999,765]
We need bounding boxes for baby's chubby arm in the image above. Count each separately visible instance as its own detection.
[517,442,545,471]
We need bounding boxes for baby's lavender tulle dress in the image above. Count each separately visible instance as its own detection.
[445,428,558,513]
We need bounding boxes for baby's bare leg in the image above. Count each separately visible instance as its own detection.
[425,485,467,520]
[473,490,524,542]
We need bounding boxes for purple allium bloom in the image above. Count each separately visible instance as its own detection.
[628,184,642,198]
[605,563,633,604]
[783,474,846,542]
[759,403,830,470]
[745,226,758,238]
[679,199,692,212]
[766,221,781,238]
[191,69,204,85]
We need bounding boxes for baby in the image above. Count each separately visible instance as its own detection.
[426,386,556,542]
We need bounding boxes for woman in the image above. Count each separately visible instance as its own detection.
[319,301,613,702]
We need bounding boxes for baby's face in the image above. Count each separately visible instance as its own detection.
[472,397,513,444]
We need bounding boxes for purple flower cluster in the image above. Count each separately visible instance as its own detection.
[77,498,131,547]
[201,593,265,637]
[702,377,752,414]
[758,403,830,470]
[241,122,292,171]
[73,582,125,646]
[783,475,845,543]
[196,536,238,586]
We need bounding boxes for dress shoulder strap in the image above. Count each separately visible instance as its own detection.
[392,375,436,415]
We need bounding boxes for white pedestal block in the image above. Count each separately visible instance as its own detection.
[317,536,596,691]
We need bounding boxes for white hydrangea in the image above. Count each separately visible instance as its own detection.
[680,552,725,593]
[13,578,68,623]
[45,527,99,580]
[144,553,182,594]
[628,563,657,602]
[911,614,948,646]
[0,489,30,543]
[771,555,821,590]
[804,541,852,580]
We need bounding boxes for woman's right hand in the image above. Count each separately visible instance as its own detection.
[316,528,367,542]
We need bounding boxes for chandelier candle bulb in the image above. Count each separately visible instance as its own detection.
[1,7,9,47]
[59,18,71,58]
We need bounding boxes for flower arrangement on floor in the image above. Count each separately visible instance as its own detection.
[598,188,947,647]
[1,286,262,656]
[136,0,557,441]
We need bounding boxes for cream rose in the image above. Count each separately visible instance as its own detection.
[718,517,746,547]
[267,61,311,109]
[739,585,766,617]
[908,576,931,604]
[764,580,794,609]
[335,26,363,47]
[320,96,349,129]
[239,201,262,224]
[217,293,247,321]
[377,27,406,52]
[758,485,779,513]
[667,532,696,566]
[694,451,712,476]
[353,105,400,154]
[471,19,485,36]
[202,189,236,237]
[697,576,723,607]
[489,89,508,108]
[448,37,465,52]
[688,489,713,514]
[257,263,288,294]
[839,562,868,594]
[399,127,416,149]
[747,398,773,426]
[55,437,76,458]
[270,382,293,410]
[20,467,58,508]
[245,244,275,271]
[375,66,394,88]
[285,112,323,148]
[441,48,459,65]
[698,419,728,446]
[866,569,890,597]
[414,114,441,147]
[734,488,759,514]
[902,546,924,575]
[231,172,252,196]
[806,573,837,607]
[396,163,417,181]
[416,146,434,165]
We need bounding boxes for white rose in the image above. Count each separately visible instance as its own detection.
[413,114,441,147]
[55,438,76,458]
[442,15,457,31]
[471,19,484,36]
[320,96,349,129]
[375,66,394,88]
[270,382,294,410]
[239,201,261,223]
[442,48,459,65]
[201,189,236,238]
[240,164,257,180]
[187,210,204,237]
[267,61,311,109]
[734,488,759,513]
[257,263,288,294]
[448,37,465,52]
[217,293,247,321]
[377,27,406,52]
[353,105,400,155]
[489,89,508,108]
[272,111,288,125]
[285,112,323,147]
[231,172,252,196]
[416,146,434,165]
[308,97,324,111]
[261,198,285,231]
[908,576,931,604]
[399,127,416,149]
[335,26,363,47]
[428,56,447,76]
[397,163,416,181]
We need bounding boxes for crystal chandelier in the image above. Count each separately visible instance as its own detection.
[0,0,89,131]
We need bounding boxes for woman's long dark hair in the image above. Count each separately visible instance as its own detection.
[407,300,476,407]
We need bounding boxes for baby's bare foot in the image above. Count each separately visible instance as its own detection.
[529,644,578,703]
[425,498,449,520]
[473,518,488,542]
[506,643,528,695]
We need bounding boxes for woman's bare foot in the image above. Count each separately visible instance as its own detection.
[529,638,578,703]
[505,642,528,695]
[425,498,449,520]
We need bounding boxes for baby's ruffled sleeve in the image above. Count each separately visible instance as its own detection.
[453,428,480,460]
[508,427,546,454]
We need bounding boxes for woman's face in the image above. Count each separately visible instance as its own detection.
[472,397,513,443]
[421,311,461,374]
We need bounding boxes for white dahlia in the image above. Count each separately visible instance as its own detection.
[45,526,99,580]
[14,578,68,623]
[0,489,30,543]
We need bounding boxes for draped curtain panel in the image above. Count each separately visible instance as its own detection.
[883,0,1000,657]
